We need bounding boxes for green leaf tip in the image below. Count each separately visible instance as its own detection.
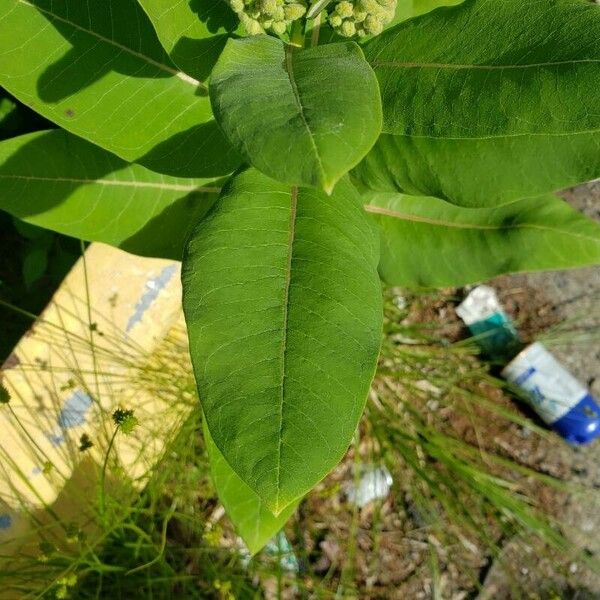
[203,415,300,554]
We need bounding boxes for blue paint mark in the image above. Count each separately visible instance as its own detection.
[57,389,93,429]
[31,466,42,475]
[0,514,12,530]
[43,389,93,447]
[126,264,178,333]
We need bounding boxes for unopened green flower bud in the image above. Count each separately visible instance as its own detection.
[284,3,307,20]
[259,0,278,14]
[357,0,378,12]
[328,0,396,38]
[228,0,307,36]
[112,408,138,435]
[329,13,342,26]
[272,20,288,34]
[55,585,68,599]
[340,19,356,36]
[239,12,265,35]
[364,14,383,35]
[335,0,354,17]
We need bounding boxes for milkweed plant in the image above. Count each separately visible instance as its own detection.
[0,0,599,553]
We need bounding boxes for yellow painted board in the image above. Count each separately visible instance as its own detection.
[0,243,193,597]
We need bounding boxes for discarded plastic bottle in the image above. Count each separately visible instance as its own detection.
[503,342,600,445]
[455,285,522,360]
[457,286,600,445]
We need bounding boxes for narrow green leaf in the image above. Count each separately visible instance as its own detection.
[209,35,382,193]
[182,169,382,514]
[0,0,240,178]
[366,191,600,288]
[360,0,600,206]
[137,0,239,82]
[203,418,298,555]
[353,133,600,208]
[0,130,221,259]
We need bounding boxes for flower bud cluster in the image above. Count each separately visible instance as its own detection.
[327,0,396,37]
[229,0,307,36]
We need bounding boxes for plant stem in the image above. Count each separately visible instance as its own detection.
[311,12,322,47]
[99,426,119,521]
[290,19,306,48]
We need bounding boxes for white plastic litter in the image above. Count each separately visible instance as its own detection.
[344,466,393,508]
[455,285,503,325]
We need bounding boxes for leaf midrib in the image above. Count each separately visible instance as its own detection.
[364,204,600,244]
[372,58,600,70]
[388,128,600,141]
[0,173,220,193]
[275,185,298,512]
[284,45,327,188]
[17,0,206,90]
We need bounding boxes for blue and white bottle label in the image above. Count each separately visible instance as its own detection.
[502,342,587,424]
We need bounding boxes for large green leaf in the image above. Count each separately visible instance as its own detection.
[366,0,600,138]
[182,169,382,514]
[203,418,298,554]
[0,130,220,259]
[365,191,600,288]
[136,0,239,82]
[209,35,382,193]
[0,0,240,178]
[359,0,600,206]
[353,133,600,208]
